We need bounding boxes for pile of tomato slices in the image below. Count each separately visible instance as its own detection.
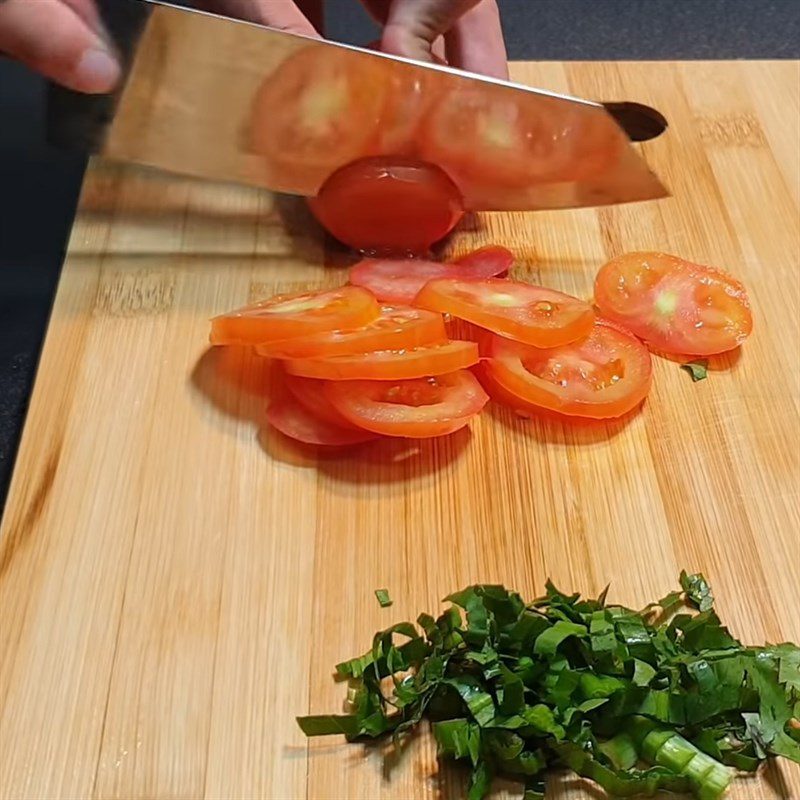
[210,248,753,447]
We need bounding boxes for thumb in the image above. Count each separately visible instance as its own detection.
[0,0,120,93]
[380,0,481,64]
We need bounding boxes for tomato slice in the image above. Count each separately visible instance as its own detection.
[324,370,488,437]
[285,340,479,381]
[257,305,446,359]
[266,401,378,446]
[349,246,514,304]
[308,157,464,254]
[249,46,392,195]
[418,87,625,190]
[284,374,364,430]
[210,287,380,346]
[486,320,652,419]
[594,252,753,355]
[452,246,514,276]
[414,278,595,348]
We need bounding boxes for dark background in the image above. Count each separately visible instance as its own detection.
[1,0,799,510]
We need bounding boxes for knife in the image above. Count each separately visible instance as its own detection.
[46,0,669,211]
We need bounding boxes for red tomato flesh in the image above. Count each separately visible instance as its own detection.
[324,370,488,437]
[594,252,753,355]
[257,305,446,359]
[285,340,479,381]
[414,278,595,348]
[349,246,514,305]
[486,320,652,419]
[266,400,379,446]
[309,157,464,254]
[210,286,380,346]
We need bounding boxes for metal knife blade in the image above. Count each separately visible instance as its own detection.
[46,0,669,211]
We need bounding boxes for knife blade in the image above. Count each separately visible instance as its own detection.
[46,0,669,211]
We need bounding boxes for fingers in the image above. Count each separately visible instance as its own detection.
[376,0,507,78]
[0,0,120,93]
[201,0,320,37]
[445,0,508,79]
[380,0,481,64]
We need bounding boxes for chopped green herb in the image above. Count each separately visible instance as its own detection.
[375,588,393,608]
[298,576,800,799]
[681,359,709,382]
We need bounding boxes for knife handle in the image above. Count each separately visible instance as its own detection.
[45,0,152,152]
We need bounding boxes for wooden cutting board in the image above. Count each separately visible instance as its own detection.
[1,61,798,800]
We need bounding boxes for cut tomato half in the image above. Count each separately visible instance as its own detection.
[257,305,445,359]
[249,46,392,195]
[308,156,464,254]
[594,252,753,355]
[486,320,652,419]
[324,370,488,437]
[210,286,380,346]
[349,246,514,304]
[414,278,595,348]
[286,340,479,381]
[266,400,378,446]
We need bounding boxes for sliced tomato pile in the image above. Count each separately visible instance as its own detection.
[210,247,752,446]
[349,246,514,304]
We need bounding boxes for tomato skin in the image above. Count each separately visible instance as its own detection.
[309,157,464,254]
[414,278,595,348]
[324,370,488,438]
[485,320,652,419]
[257,305,446,359]
[349,246,515,305]
[210,287,380,346]
[283,374,363,430]
[452,246,514,276]
[249,46,392,195]
[266,400,379,446]
[594,252,753,356]
[285,340,479,381]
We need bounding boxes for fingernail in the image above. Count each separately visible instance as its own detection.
[72,47,121,94]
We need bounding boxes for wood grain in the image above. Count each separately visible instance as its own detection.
[1,61,798,800]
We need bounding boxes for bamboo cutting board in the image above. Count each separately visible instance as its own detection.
[1,61,798,800]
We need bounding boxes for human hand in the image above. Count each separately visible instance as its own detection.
[0,0,507,94]
[0,0,121,93]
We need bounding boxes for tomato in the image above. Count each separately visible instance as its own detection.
[324,370,488,437]
[594,252,753,355]
[285,340,479,381]
[349,246,514,304]
[266,401,378,446]
[452,246,514,276]
[249,46,392,195]
[284,374,363,430]
[308,156,464,254]
[418,87,625,190]
[485,320,652,419]
[257,305,445,359]
[210,287,380,346]
[414,278,595,348]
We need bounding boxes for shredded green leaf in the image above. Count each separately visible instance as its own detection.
[297,574,800,799]
[375,588,393,608]
[681,359,709,382]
